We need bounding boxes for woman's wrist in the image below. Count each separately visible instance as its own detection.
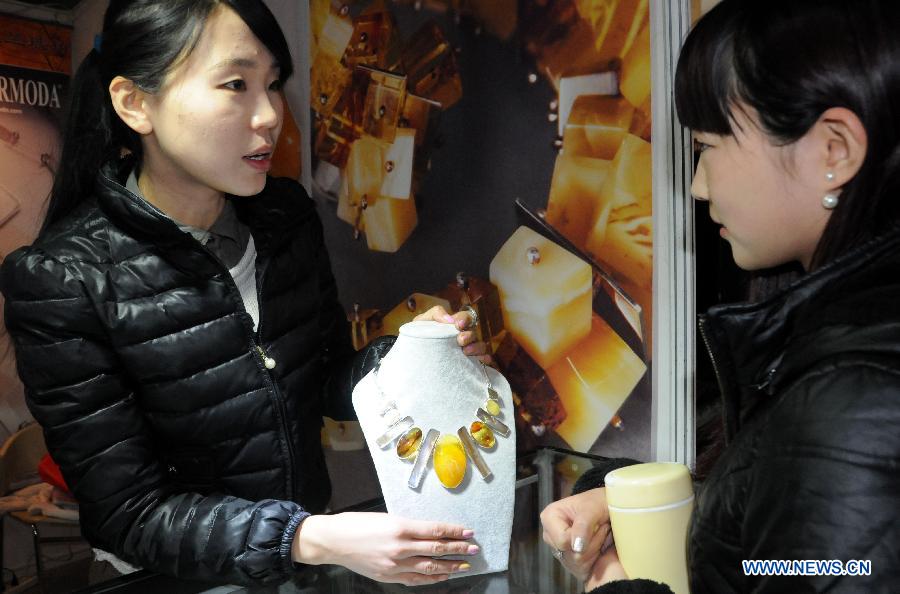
[291,514,330,565]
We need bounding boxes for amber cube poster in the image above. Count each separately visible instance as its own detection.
[309,0,652,460]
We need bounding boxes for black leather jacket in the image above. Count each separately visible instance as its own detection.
[580,226,900,593]
[1,159,390,586]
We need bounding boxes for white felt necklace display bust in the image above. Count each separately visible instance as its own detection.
[353,321,516,577]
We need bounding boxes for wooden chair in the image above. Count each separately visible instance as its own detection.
[0,423,82,591]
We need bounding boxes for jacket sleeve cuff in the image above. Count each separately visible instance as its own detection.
[279,508,312,573]
[572,458,642,495]
[586,578,674,594]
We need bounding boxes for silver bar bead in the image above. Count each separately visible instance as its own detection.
[476,408,510,437]
[458,427,492,480]
[375,416,414,448]
[408,429,439,489]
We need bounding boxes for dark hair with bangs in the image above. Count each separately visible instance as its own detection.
[43,0,293,231]
[675,0,900,269]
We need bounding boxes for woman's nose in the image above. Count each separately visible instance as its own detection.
[252,91,282,131]
[691,158,710,201]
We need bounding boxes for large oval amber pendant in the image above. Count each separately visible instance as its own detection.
[433,434,467,489]
[396,427,423,459]
[469,421,496,448]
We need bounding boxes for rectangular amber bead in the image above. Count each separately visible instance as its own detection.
[344,4,401,69]
[360,66,407,142]
[311,52,351,117]
[400,21,462,109]
[577,0,647,61]
[620,18,651,110]
[489,226,592,370]
[345,135,386,209]
[313,113,357,168]
[316,6,354,60]
[549,314,646,452]
[363,194,418,253]
[585,134,652,257]
[519,1,611,89]
[546,154,612,252]
[562,95,635,160]
[381,128,415,200]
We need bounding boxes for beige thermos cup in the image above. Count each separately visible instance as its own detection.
[605,463,694,594]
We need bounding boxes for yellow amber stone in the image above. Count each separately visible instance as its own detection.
[396,427,423,459]
[599,214,653,287]
[315,7,354,60]
[485,399,501,417]
[546,154,612,251]
[362,194,418,253]
[346,135,386,212]
[470,422,496,449]
[562,95,635,160]
[585,134,652,256]
[489,226,592,369]
[433,434,467,489]
[549,315,647,452]
[620,18,651,110]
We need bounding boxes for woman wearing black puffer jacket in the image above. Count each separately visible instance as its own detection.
[540,1,900,593]
[0,1,485,588]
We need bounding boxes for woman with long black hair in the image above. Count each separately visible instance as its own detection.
[1,0,485,587]
[541,1,900,592]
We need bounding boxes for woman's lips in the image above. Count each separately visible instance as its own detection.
[243,154,272,172]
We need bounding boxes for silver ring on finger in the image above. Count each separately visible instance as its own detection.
[552,547,564,562]
[462,305,478,329]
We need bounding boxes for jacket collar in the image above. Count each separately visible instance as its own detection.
[700,225,900,440]
[95,157,310,256]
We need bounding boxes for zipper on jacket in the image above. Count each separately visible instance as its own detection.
[248,251,300,500]
[196,238,297,500]
[107,169,299,498]
[256,345,276,370]
[698,315,732,444]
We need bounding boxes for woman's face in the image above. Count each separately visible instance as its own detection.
[140,6,284,198]
[690,107,832,271]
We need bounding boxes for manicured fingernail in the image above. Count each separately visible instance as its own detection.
[462,529,475,538]
[467,545,480,555]
[443,315,455,323]
[457,563,471,572]
[573,537,584,553]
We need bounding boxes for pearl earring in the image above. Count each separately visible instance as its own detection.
[825,171,836,182]
[822,193,839,209]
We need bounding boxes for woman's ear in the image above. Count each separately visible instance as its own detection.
[818,107,867,190]
[109,76,153,135]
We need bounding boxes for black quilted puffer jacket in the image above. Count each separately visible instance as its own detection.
[578,226,900,593]
[1,158,392,585]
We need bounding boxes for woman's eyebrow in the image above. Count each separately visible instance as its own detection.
[209,57,279,71]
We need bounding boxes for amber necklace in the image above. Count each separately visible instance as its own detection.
[372,360,509,490]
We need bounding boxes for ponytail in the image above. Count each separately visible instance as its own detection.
[43,49,122,232]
